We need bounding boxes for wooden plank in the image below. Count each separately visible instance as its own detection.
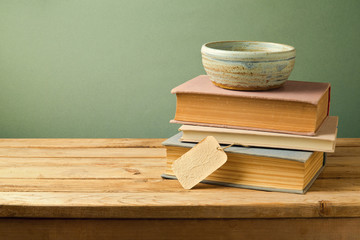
[0,178,358,193]
[0,155,356,180]
[0,138,356,148]
[0,179,179,192]
[0,155,357,180]
[0,144,357,159]
[0,138,166,148]
[335,138,360,147]
[0,138,357,149]
[0,157,165,179]
[309,178,360,191]
[0,138,357,221]
[0,148,166,158]
[0,157,166,166]
[0,190,359,218]
[326,156,360,165]
[0,218,359,240]
[319,156,360,179]
[319,166,360,179]
[329,146,360,157]
[0,156,357,180]
[0,165,164,179]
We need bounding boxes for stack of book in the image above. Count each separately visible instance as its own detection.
[162,75,338,194]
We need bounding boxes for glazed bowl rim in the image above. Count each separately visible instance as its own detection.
[201,41,295,60]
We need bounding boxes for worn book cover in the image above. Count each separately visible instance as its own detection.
[162,133,326,194]
[171,75,331,135]
[179,116,338,152]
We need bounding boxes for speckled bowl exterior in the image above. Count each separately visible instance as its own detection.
[201,41,296,91]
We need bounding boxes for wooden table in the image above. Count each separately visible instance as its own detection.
[0,138,359,240]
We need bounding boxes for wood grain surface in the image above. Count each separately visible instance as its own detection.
[1,218,359,240]
[0,138,358,219]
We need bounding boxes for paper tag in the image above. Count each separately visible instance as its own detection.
[172,136,227,189]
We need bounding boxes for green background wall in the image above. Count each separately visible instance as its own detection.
[1,0,359,138]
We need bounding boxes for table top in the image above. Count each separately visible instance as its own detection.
[0,138,359,219]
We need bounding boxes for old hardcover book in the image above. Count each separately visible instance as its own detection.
[162,133,326,194]
[179,116,338,152]
[170,75,331,135]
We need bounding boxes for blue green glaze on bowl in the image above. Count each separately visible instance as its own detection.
[201,41,296,91]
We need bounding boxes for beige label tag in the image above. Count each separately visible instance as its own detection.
[172,136,228,189]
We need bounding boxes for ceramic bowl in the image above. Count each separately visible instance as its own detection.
[201,41,296,90]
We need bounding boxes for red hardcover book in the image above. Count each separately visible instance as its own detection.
[171,75,331,135]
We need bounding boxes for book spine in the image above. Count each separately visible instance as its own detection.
[327,86,331,116]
